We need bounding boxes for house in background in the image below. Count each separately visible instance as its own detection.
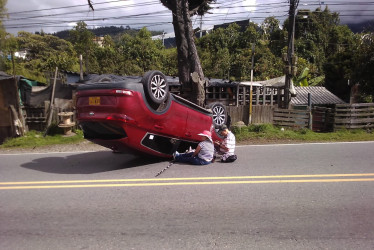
[14,50,28,60]
[93,36,105,47]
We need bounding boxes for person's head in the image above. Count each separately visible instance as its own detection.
[197,130,212,142]
[218,125,229,136]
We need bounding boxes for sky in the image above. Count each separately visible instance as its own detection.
[3,0,374,35]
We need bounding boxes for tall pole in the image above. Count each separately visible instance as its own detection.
[162,31,166,46]
[249,43,255,124]
[284,0,298,109]
[44,67,58,137]
[79,55,84,81]
[200,15,203,38]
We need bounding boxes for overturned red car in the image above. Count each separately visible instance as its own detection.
[75,70,222,158]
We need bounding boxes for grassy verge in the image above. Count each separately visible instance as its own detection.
[231,124,374,143]
[0,130,84,149]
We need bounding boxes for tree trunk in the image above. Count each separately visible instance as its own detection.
[173,0,205,106]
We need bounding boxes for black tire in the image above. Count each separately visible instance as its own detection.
[208,102,227,127]
[142,70,169,105]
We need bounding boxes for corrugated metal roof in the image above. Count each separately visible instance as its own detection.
[291,86,345,105]
[0,71,13,80]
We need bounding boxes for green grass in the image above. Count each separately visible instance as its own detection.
[0,129,84,149]
[232,124,374,143]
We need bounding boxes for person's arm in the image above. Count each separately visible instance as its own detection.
[192,145,201,157]
[217,140,229,152]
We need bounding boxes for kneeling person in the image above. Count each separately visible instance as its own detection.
[214,125,237,162]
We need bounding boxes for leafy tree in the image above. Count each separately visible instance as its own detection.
[160,48,178,76]
[323,51,354,102]
[198,24,243,80]
[292,7,341,75]
[0,31,78,81]
[254,45,283,80]
[16,31,77,72]
[261,17,280,40]
[116,28,163,75]
[262,17,287,58]
[0,0,8,71]
[117,33,140,75]
[130,28,163,72]
[3,34,18,75]
[93,35,120,74]
[0,0,6,35]
[69,21,96,73]
[44,51,77,72]
[240,23,261,47]
[352,32,374,101]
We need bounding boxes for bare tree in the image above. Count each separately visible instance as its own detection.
[160,0,214,106]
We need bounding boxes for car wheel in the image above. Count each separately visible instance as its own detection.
[142,70,169,105]
[208,102,227,127]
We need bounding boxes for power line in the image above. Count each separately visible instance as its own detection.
[2,0,374,32]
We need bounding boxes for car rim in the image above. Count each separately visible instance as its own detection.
[150,75,167,100]
[212,106,226,125]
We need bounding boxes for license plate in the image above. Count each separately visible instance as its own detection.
[89,97,100,105]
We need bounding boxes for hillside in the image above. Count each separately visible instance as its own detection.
[345,20,374,33]
[52,25,163,40]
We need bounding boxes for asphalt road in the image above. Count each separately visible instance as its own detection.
[1,142,374,249]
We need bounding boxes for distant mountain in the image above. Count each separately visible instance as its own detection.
[345,20,374,33]
[52,26,163,40]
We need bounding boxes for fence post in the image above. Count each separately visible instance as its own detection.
[308,93,312,130]
[44,67,58,137]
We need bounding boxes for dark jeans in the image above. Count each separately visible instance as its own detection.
[175,152,211,165]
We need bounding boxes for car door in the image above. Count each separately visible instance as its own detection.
[184,109,213,142]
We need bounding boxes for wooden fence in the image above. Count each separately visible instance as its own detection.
[312,107,334,132]
[23,107,47,131]
[226,105,249,125]
[226,105,274,125]
[273,108,310,129]
[251,105,274,124]
[22,104,76,132]
[334,103,374,129]
[227,102,374,131]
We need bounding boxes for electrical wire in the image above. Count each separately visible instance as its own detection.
[2,0,374,32]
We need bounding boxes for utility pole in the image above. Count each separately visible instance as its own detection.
[249,43,255,124]
[284,0,299,108]
[200,15,203,38]
[162,31,166,46]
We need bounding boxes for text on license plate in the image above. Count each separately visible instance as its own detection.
[89,97,100,105]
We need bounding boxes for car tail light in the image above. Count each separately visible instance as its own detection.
[106,114,137,125]
[112,89,133,96]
